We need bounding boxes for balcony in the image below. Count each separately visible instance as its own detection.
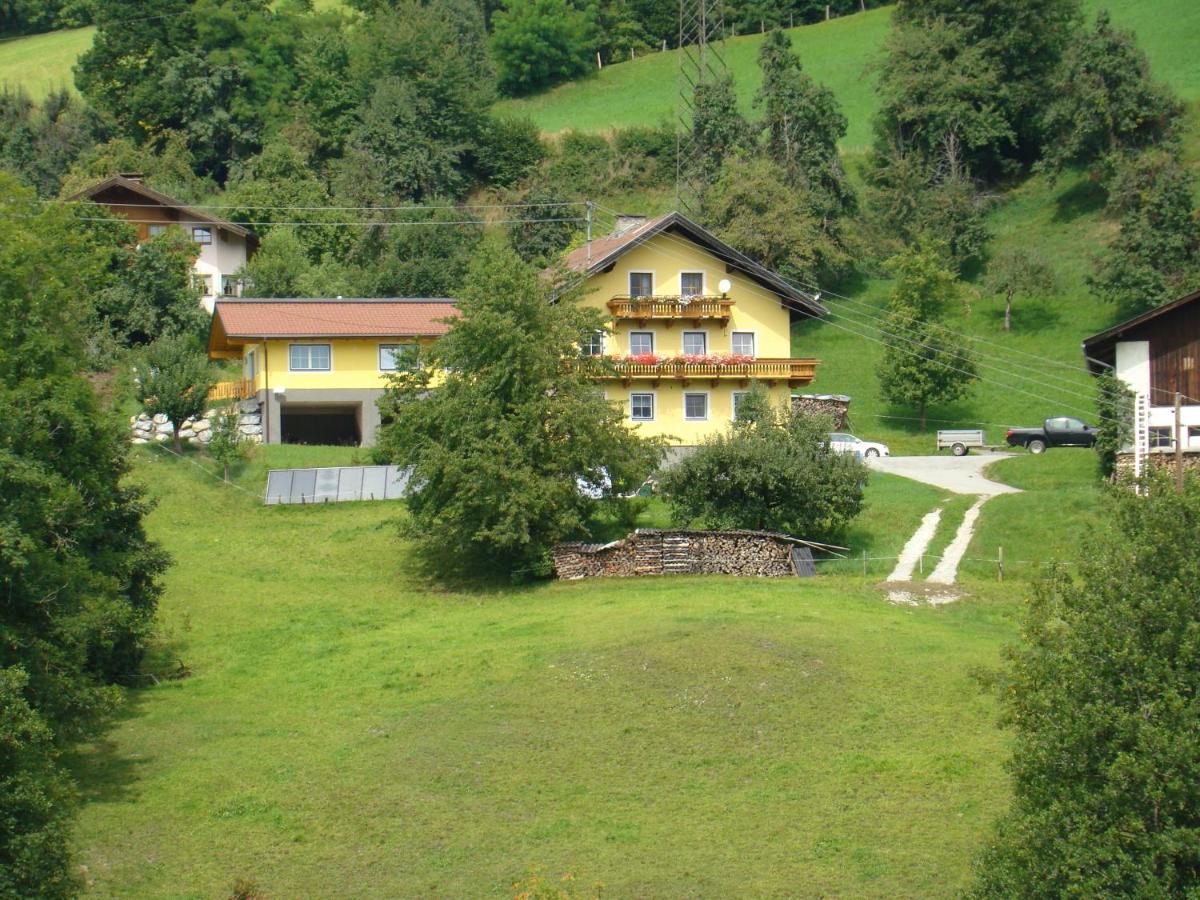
[208,378,256,401]
[601,355,819,386]
[607,294,734,326]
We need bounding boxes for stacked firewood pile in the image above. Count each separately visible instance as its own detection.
[553,530,811,580]
[792,394,851,429]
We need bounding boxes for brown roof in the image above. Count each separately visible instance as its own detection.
[556,211,827,317]
[209,298,459,356]
[1082,288,1200,374]
[69,175,251,238]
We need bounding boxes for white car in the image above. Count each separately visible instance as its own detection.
[828,432,890,458]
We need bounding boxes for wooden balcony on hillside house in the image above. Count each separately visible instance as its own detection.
[208,378,255,401]
[607,294,735,326]
[604,357,819,387]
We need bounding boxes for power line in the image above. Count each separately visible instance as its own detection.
[2,214,587,228]
[46,199,590,212]
[595,222,1123,425]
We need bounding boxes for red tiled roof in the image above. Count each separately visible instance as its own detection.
[210,299,459,354]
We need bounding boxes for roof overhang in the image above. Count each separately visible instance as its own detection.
[70,176,252,238]
[1081,288,1200,375]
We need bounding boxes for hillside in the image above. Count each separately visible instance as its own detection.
[69,445,1020,897]
[0,26,93,100]
[501,0,1200,143]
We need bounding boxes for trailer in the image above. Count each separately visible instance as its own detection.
[936,429,986,456]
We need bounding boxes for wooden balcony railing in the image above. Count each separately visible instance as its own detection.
[603,357,819,384]
[607,295,735,324]
[208,378,255,401]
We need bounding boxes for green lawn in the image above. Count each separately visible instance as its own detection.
[69,445,1019,897]
[0,26,92,99]
[501,0,1200,143]
[499,7,891,151]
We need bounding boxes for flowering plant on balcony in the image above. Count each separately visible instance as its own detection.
[615,353,757,367]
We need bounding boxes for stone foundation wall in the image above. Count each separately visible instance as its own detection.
[131,398,263,445]
[792,394,851,429]
[552,529,804,579]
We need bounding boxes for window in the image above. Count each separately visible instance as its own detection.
[681,272,704,297]
[289,343,331,372]
[731,331,756,357]
[379,343,418,371]
[630,393,654,421]
[148,224,168,237]
[732,391,748,420]
[221,275,242,297]
[684,392,709,420]
[629,331,654,355]
[1149,427,1174,449]
[580,330,605,357]
[629,271,653,298]
[682,331,707,356]
[244,350,256,381]
[192,226,213,244]
[192,274,213,296]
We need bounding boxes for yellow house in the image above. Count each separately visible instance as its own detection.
[208,298,458,445]
[560,211,826,446]
[206,213,826,448]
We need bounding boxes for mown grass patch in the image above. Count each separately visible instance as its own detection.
[0,26,92,99]
[69,446,1017,896]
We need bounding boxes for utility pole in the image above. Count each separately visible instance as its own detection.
[585,201,594,267]
[1175,391,1184,492]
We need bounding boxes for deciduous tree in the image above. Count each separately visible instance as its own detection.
[491,0,597,96]
[134,335,216,452]
[973,474,1200,896]
[661,385,866,539]
[376,237,662,578]
[984,247,1057,332]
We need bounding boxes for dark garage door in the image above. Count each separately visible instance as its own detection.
[280,406,361,446]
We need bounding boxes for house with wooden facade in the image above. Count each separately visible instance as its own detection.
[1083,288,1200,449]
[205,212,827,448]
[71,174,254,313]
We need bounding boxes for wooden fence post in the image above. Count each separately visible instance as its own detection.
[862,549,867,577]
[997,546,1004,582]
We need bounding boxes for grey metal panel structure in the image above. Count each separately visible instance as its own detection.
[263,465,412,505]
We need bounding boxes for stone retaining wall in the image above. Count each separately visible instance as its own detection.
[552,529,809,579]
[130,398,263,445]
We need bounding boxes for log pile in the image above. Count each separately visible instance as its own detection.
[552,529,813,580]
[792,393,851,429]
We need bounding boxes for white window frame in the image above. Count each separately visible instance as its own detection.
[379,342,418,372]
[681,330,708,356]
[731,390,749,421]
[288,343,332,373]
[680,270,705,297]
[683,391,710,421]
[628,270,655,298]
[731,331,757,357]
[244,349,256,381]
[629,391,655,422]
[580,330,606,357]
[192,226,213,245]
[148,223,168,238]
[629,331,655,355]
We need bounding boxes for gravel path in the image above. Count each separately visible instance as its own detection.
[873,454,1020,594]
[886,506,943,583]
[866,453,1021,496]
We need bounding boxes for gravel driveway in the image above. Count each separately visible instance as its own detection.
[865,453,1021,496]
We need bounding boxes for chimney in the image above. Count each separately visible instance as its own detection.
[612,213,648,236]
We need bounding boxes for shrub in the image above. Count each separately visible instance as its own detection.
[660,387,866,540]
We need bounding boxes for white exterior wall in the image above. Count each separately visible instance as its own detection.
[1114,338,1200,446]
[188,223,248,313]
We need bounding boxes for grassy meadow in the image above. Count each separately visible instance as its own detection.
[62,443,1040,898]
[0,26,93,100]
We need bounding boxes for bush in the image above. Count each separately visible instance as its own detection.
[474,115,547,188]
[492,0,598,96]
[660,387,866,540]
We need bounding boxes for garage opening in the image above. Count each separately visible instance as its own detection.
[280,405,361,446]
